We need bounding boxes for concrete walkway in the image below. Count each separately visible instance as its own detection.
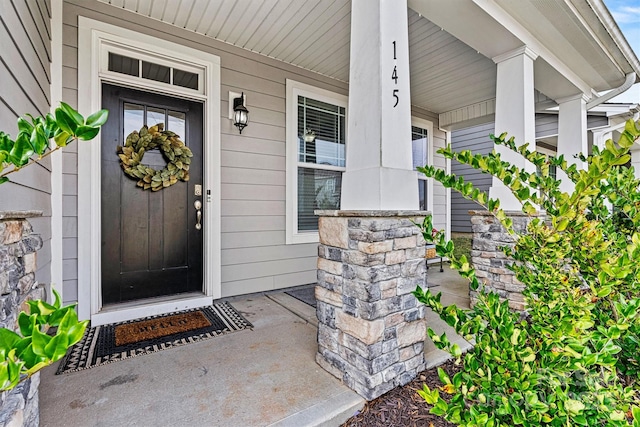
[39,265,471,427]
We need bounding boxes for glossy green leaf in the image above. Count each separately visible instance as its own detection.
[85,109,109,127]
[30,127,48,156]
[53,130,71,147]
[9,133,34,166]
[55,108,78,135]
[74,125,100,141]
[0,329,21,359]
[30,325,52,357]
[58,102,84,126]
[44,334,69,361]
[17,312,34,337]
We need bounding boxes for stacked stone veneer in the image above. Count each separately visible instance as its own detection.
[0,211,45,427]
[469,210,540,311]
[315,210,428,400]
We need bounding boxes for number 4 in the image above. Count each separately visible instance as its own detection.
[391,66,398,84]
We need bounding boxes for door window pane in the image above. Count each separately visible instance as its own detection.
[147,107,165,127]
[168,110,186,141]
[124,103,144,137]
[298,168,342,231]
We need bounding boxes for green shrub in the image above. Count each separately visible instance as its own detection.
[0,290,88,390]
[413,118,640,426]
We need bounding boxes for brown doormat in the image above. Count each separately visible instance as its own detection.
[115,311,212,346]
[56,302,252,374]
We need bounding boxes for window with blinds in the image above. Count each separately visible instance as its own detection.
[297,96,346,231]
[412,126,429,210]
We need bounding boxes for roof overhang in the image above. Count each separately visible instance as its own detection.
[94,0,640,123]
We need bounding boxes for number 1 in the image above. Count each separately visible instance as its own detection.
[392,41,397,60]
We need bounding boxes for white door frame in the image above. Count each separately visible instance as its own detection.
[77,17,221,326]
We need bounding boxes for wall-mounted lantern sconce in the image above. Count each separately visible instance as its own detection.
[231,92,249,134]
[304,128,316,143]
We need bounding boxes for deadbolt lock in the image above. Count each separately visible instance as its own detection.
[195,184,202,196]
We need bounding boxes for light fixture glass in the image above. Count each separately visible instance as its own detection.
[233,92,249,134]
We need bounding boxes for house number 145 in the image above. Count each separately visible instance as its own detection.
[392,41,399,108]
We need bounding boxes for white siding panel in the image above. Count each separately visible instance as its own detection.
[221,216,285,233]
[221,277,274,297]
[221,184,284,201]
[221,167,285,186]
[222,257,317,282]
[63,258,77,281]
[221,135,285,157]
[275,270,316,288]
[221,151,285,171]
[62,279,78,304]
[221,243,315,265]
[222,231,285,249]
[63,238,78,259]
[221,200,285,217]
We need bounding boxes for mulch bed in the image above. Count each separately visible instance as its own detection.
[342,360,460,427]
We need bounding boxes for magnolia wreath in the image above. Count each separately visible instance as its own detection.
[117,124,193,191]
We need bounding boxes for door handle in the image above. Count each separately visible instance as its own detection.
[194,200,202,230]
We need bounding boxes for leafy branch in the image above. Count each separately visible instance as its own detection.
[0,290,88,390]
[0,102,108,183]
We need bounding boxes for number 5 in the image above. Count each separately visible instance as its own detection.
[392,89,399,108]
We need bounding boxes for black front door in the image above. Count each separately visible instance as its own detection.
[101,84,204,305]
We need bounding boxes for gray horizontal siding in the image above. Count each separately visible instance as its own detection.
[0,0,52,285]
[536,113,609,138]
[450,122,494,233]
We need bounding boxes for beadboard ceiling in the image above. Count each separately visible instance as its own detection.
[98,0,634,116]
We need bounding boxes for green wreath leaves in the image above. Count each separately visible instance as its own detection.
[117,124,193,191]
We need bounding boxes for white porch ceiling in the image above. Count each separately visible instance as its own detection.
[98,0,635,117]
[99,0,496,114]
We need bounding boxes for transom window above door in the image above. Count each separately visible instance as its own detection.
[101,44,205,95]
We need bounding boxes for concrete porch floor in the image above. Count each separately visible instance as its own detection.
[39,264,471,427]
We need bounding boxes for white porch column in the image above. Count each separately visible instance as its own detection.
[340,0,418,210]
[489,47,538,210]
[556,94,588,193]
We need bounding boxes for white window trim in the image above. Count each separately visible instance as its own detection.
[411,116,435,213]
[286,79,348,244]
[78,17,221,325]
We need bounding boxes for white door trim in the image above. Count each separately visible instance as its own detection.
[77,17,221,324]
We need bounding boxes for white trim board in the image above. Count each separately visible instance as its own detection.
[411,116,435,214]
[77,17,221,323]
[50,0,64,302]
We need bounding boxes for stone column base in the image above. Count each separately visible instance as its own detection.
[469,210,541,310]
[315,210,429,400]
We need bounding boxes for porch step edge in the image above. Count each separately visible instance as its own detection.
[266,293,318,327]
[267,389,365,427]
